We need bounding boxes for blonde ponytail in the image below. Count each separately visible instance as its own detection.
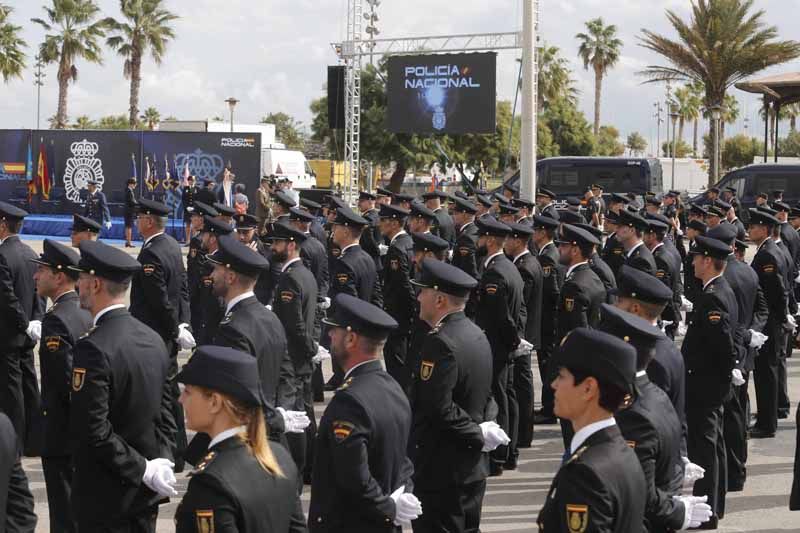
[222,396,285,478]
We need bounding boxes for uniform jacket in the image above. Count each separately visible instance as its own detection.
[124,188,138,217]
[382,232,416,337]
[724,255,769,372]
[129,232,190,343]
[84,190,111,225]
[647,334,687,452]
[274,259,318,378]
[409,311,493,489]
[329,244,382,308]
[536,242,564,345]
[181,185,198,215]
[556,263,605,343]
[624,242,657,277]
[0,413,37,533]
[69,308,173,527]
[301,233,330,303]
[750,239,789,335]
[651,242,682,324]
[537,425,646,533]
[359,208,383,271]
[175,438,306,533]
[514,251,544,348]
[309,360,414,532]
[38,291,92,457]
[451,221,479,280]
[432,207,456,246]
[589,252,617,304]
[0,235,44,350]
[601,232,626,278]
[475,253,523,363]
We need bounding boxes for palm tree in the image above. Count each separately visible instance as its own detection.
[638,0,800,184]
[0,4,26,81]
[784,103,800,132]
[32,0,107,129]
[105,0,178,127]
[576,18,623,135]
[73,115,93,129]
[759,103,777,152]
[672,85,701,144]
[525,44,578,111]
[140,106,160,129]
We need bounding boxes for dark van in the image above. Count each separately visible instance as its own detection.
[499,157,663,201]
[710,164,800,222]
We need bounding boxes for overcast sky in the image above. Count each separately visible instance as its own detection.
[3,0,799,156]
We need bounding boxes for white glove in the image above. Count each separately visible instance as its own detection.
[390,486,422,527]
[513,339,534,358]
[312,345,331,365]
[480,421,510,452]
[795,272,800,283]
[676,228,684,237]
[378,243,389,256]
[660,320,673,334]
[731,368,745,387]
[674,495,713,530]
[265,304,272,311]
[142,458,178,497]
[680,295,694,313]
[749,330,768,349]
[104,221,112,229]
[186,206,194,213]
[787,314,798,332]
[447,248,454,262]
[677,322,688,337]
[26,320,42,343]
[682,457,705,486]
[176,324,196,350]
[318,297,331,310]
[277,407,311,433]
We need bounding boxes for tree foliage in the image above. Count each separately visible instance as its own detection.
[626,132,648,156]
[576,18,623,135]
[261,112,305,151]
[722,134,763,170]
[0,4,26,82]
[542,97,595,156]
[595,125,625,156]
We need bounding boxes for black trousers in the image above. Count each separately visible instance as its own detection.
[779,337,790,413]
[0,348,25,449]
[513,351,534,449]
[286,373,312,492]
[537,345,555,416]
[687,403,727,520]
[754,332,785,433]
[42,455,76,533]
[723,377,749,491]
[384,333,411,392]
[80,505,158,533]
[21,349,42,456]
[490,358,517,468]
[412,480,487,533]
[165,342,186,472]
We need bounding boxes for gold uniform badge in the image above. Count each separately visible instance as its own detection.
[336,273,349,284]
[566,503,588,533]
[280,291,294,303]
[332,420,355,442]
[195,510,214,533]
[45,336,61,352]
[564,298,575,312]
[420,360,435,381]
[142,264,156,276]
[72,368,86,392]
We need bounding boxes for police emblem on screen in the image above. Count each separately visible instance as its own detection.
[63,139,105,203]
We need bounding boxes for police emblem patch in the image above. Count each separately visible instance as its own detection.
[280,291,294,303]
[763,264,775,274]
[485,284,498,295]
[564,298,575,312]
[190,249,197,258]
[543,265,552,277]
[332,420,355,442]
[195,510,214,533]
[143,264,156,276]
[613,248,623,255]
[420,360,435,381]
[45,336,61,352]
[336,273,349,284]
[566,504,588,533]
[655,270,665,278]
[459,247,470,256]
[72,368,86,392]
[707,311,721,324]
[390,259,400,271]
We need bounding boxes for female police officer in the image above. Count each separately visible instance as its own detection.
[174,345,307,532]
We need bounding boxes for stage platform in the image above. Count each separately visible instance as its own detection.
[19,214,186,241]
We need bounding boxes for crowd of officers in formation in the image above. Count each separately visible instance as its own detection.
[4,176,800,532]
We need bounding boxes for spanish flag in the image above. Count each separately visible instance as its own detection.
[37,139,50,200]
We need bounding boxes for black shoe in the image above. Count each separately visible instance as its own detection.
[504,459,518,470]
[728,483,744,492]
[313,395,325,403]
[489,464,504,477]
[748,427,776,439]
[533,413,557,424]
[778,410,790,419]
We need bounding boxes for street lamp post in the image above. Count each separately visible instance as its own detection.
[225,97,239,133]
[34,54,45,130]
[710,104,723,183]
[669,105,679,190]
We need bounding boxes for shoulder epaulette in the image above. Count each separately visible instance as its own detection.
[189,450,217,476]
[336,377,354,392]
[565,445,589,465]
[78,325,97,340]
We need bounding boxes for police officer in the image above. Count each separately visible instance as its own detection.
[124,177,138,247]
[423,190,456,246]
[358,191,383,270]
[0,202,44,454]
[181,175,198,243]
[300,198,328,244]
[531,215,563,424]
[175,346,306,532]
[69,214,101,248]
[535,188,559,220]
[474,216,524,475]
[234,213,280,306]
[749,208,791,439]
[268,222,319,488]
[187,202,220,341]
[129,198,193,468]
[617,209,657,276]
[0,412,36,531]
[196,216,232,345]
[309,294,421,531]
[69,240,177,531]
[497,203,521,225]
[537,328,646,532]
[409,259,502,532]
[683,219,707,309]
[600,304,713,532]
[408,201,437,235]
[575,223,617,302]
[379,204,415,390]
[511,198,535,226]
[194,177,217,206]
[643,216,683,338]
[451,197,480,280]
[601,209,626,279]
[683,235,740,528]
[31,240,92,533]
[83,180,111,230]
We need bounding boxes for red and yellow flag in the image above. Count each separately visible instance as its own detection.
[36,141,50,200]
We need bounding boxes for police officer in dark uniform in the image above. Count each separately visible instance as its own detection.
[511,197,535,226]
[195,216,232,346]
[187,202,221,340]
[601,209,627,278]
[423,190,456,246]
[643,216,683,338]
[31,240,92,533]
[379,204,415,390]
[504,223,543,451]
[233,213,280,306]
[450,197,480,318]
[0,202,45,456]
[69,214,101,249]
[537,328,646,533]
[575,223,617,302]
[175,345,306,532]
[600,304,713,532]
[358,191,383,271]
[682,235,740,528]
[124,177,138,247]
[683,218,707,309]
[300,198,328,244]
[83,180,111,230]
[309,294,421,532]
[69,240,177,531]
[0,412,37,532]
[268,222,319,487]
[193,177,216,206]
[749,209,791,439]
[531,215,563,424]
[617,209,657,276]
[474,216,524,475]
[536,188,560,221]
[129,198,192,469]
[409,259,499,533]
[181,175,198,244]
